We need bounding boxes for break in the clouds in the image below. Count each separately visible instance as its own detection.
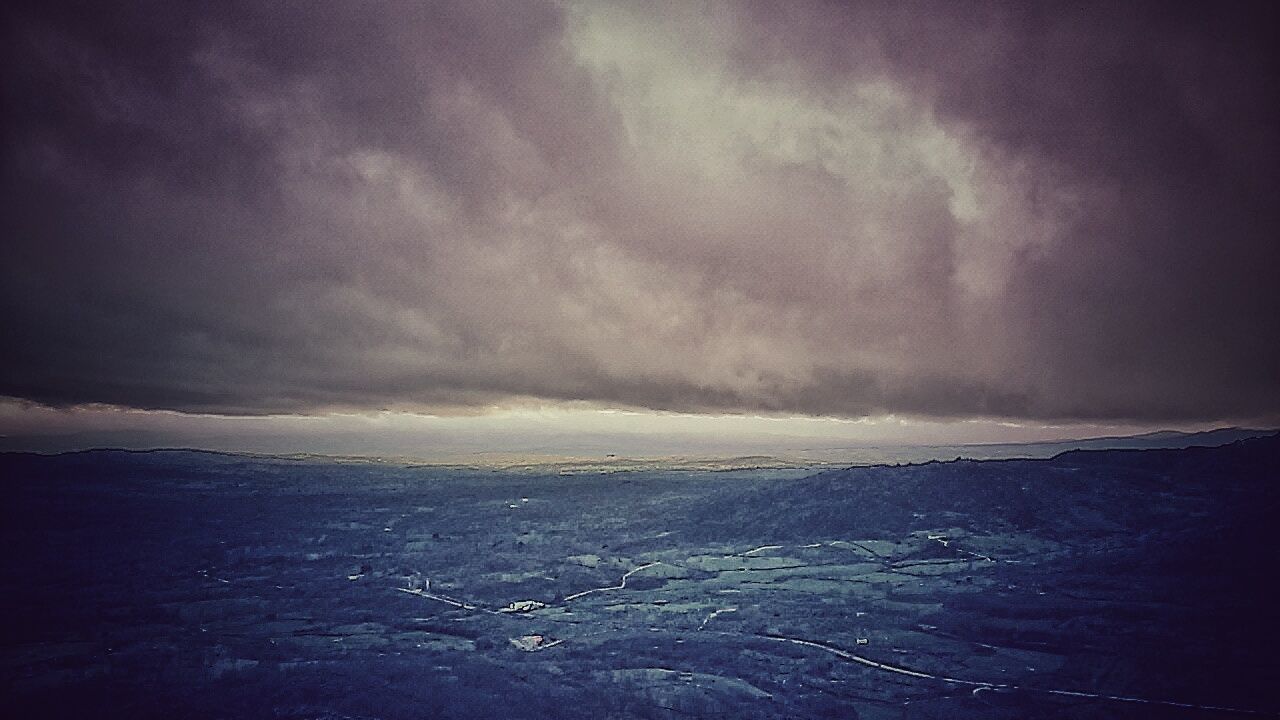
[2,0,1278,422]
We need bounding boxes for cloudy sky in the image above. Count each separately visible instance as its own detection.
[2,1,1277,455]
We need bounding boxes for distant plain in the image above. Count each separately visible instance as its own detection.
[3,432,1277,718]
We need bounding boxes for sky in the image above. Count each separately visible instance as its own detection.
[2,1,1278,457]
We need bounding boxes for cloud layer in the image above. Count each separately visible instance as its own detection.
[3,0,1278,422]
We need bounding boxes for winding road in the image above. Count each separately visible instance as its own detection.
[395,539,1275,716]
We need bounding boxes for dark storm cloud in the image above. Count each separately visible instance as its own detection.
[2,0,1277,421]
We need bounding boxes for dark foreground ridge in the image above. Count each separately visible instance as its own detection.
[2,435,1278,718]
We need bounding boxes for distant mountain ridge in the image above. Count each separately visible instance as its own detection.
[0,426,1274,473]
[935,426,1273,456]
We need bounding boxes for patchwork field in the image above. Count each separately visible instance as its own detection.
[2,437,1277,718]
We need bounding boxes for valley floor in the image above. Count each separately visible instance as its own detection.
[2,438,1278,718]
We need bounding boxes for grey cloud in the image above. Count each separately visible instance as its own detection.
[2,0,1277,422]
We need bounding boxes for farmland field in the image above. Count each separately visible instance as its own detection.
[3,436,1277,718]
